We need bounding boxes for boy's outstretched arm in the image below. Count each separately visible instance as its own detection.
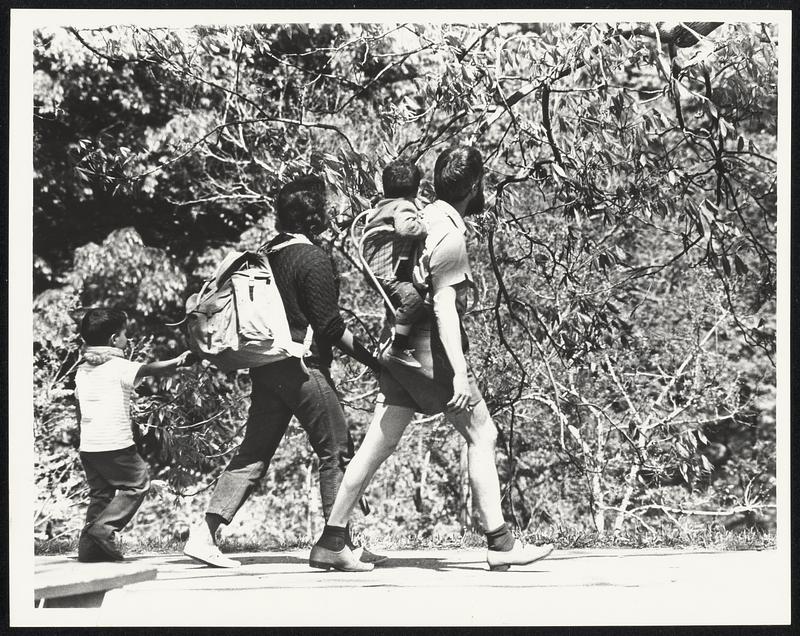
[135,351,195,380]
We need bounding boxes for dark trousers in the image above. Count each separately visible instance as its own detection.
[79,445,150,543]
[379,278,426,327]
[207,357,353,524]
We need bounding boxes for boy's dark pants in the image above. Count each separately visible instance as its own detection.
[379,278,426,326]
[78,445,150,553]
[206,357,353,524]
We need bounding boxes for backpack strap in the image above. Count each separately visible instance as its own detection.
[263,233,315,356]
[263,233,313,255]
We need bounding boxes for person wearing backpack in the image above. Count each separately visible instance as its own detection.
[183,175,384,570]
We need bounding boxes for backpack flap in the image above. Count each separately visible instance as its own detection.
[213,251,266,289]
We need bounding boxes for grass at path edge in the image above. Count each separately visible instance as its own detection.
[35,524,775,556]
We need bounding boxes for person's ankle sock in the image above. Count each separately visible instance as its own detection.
[203,512,226,543]
[393,332,410,350]
[485,524,515,552]
[317,524,347,551]
[344,524,357,550]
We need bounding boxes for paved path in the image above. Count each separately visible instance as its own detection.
[32,548,788,626]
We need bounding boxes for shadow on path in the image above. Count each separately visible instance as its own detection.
[545,550,722,562]
[378,556,483,572]
[225,554,309,566]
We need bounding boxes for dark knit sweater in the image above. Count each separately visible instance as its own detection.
[263,234,346,369]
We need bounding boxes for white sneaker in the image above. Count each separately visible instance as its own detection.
[183,532,240,568]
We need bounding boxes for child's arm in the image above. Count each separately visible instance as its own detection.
[394,206,427,238]
[135,351,195,380]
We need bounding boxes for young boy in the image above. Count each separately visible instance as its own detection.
[362,160,427,368]
[74,307,193,562]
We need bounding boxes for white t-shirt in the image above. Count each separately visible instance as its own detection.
[415,199,475,312]
[75,357,143,452]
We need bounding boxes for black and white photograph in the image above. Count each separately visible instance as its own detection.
[9,8,792,627]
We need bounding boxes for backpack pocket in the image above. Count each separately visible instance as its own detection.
[231,269,292,346]
[186,286,238,354]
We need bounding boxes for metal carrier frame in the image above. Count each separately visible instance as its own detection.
[349,209,401,320]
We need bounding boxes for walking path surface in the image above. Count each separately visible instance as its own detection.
[30,547,788,626]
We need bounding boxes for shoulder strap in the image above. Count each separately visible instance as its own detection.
[391,198,420,214]
[264,234,313,255]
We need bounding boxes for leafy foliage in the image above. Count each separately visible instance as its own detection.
[33,21,777,545]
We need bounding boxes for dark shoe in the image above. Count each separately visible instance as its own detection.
[387,348,422,368]
[85,529,125,561]
[309,544,374,572]
[486,540,553,571]
[354,546,389,565]
[78,534,116,563]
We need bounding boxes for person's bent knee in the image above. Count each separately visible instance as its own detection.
[135,475,151,495]
[462,402,497,447]
[120,478,149,499]
[318,454,340,473]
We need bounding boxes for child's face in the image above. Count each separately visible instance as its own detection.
[110,327,128,350]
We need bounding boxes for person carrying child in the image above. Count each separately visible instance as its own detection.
[362,160,428,368]
[74,308,193,562]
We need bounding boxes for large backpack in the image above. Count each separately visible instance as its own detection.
[182,237,312,372]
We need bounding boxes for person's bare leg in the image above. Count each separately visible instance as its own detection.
[447,400,553,570]
[327,403,415,527]
[446,400,504,531]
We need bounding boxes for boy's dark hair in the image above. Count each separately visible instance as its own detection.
[434,146,484,204]
[276,174,328,236]
[80,308,128,346]
[382,160,421,199]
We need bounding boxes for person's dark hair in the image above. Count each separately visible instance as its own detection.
[433,146,484,204]
[80,308,128,346]
[382,160,421,199]
[276,174,328,236]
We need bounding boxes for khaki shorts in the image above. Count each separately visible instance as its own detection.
[378,325,483,415]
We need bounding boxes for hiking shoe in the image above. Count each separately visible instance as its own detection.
[386,348,422,368]
[486,540,554,571]
[78,533,117,563]
[353,546,389,565]
[85,529,125,561]
[183,535,240,568]
[309,544,374,572]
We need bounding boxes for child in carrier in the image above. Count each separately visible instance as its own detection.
[362,160,428,368]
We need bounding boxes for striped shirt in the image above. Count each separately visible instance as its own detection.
[75,357,142,452]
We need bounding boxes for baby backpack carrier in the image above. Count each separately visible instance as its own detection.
[182,237,312,372]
